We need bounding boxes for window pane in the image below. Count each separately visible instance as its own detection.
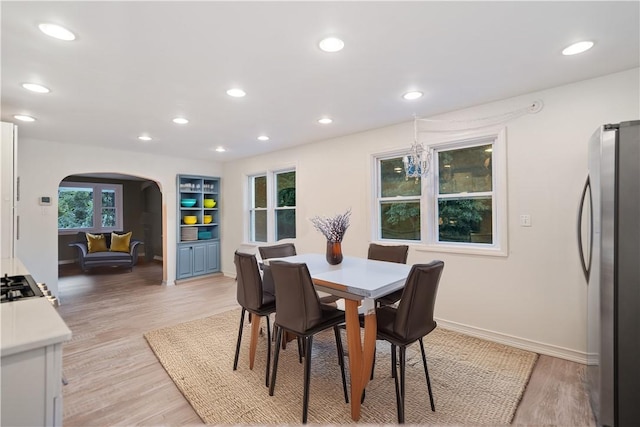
[254,176,267,208]
[439,144,492,194]
[380,201,420,240]
[102,189,116,207]
[102,208,117,227]
[251,210,267,242]
[438,198,492,243]
[380,157,421,197]
[276,209,296,240]
[58,187,94,229]
[276,171,296,208]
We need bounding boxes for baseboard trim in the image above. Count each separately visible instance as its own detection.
[58,259,76,265]
[436,318,587,364]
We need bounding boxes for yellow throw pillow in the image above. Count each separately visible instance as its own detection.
[86,233,108,253]
[110,232,132,253]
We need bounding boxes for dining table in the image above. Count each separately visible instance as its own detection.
[265,253,412,421]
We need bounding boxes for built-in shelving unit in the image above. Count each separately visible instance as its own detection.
[176,174,220,279]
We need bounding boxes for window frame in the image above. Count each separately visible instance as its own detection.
[247,167,297,243]
[57,181,123,235]
[372,126,508,256]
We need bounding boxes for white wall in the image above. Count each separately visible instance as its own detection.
[221,68,639,361]
[16,140,221,294]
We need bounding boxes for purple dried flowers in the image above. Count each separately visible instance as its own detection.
[310,209,352,243]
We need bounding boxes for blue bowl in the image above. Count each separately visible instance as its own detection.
[181,199,196,207]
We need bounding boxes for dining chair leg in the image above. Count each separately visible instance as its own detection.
[333,326,349,404]
[399,346,406,424]
[391,344,404,423]
[371,350,376,380]
[297,336,304,363]
[302,335,313,424]
[419,338,435,411]
[268,327,283,396]
[233,308,246,371]
[265,315,272,388]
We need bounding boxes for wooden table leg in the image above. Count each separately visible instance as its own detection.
[344,298,376,421]
[249,314,261,370]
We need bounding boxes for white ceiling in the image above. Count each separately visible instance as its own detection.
[2,1,639,162]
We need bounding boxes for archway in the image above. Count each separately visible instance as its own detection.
[57,173,163,283]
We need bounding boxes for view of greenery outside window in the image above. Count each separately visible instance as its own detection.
[249,175,267,242]
[58,182,122,233]
[437,143,493,243]
[248,169,296,242]
[378,157,421,240]
[275,171,296,240]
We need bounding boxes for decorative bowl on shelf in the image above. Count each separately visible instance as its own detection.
[203,215,212,224]
[203,199,216,208]
[181,199,197,207]
[183,216,197,224]
[198,231,213,240]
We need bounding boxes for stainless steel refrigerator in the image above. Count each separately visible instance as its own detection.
[578,120,639,427]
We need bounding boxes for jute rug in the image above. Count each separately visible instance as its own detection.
[144,308,538,425]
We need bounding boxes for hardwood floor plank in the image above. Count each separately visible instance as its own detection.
[57,261,594,426]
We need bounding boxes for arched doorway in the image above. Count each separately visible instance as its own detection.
[57,172,163,284]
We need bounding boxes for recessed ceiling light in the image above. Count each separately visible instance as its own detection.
[257,135,270,141]
[138,136,152,141]
[562,41,594,56]
[215,147,226,152]
[402,91,423,100]
[226,88,246,98]
[173,117,189,124]
[22,83,50,93]
[318,117,333,124]
[38,23,76,41]
[14,115,36,122]
[319,37,345,53]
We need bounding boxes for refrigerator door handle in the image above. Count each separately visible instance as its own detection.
[577,176,593,282]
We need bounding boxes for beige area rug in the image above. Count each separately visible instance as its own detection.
[144,308,538,425]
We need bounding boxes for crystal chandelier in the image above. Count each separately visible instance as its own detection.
[402,116,430,179]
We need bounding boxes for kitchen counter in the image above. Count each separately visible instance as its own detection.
[1,257,72,426]
[1,297,72,356]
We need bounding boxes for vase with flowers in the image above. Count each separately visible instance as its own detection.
[310,209,351,265]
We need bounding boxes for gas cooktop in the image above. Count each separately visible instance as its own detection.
[1,274,43,303]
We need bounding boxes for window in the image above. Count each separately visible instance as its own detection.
[374,127,507,255]
[376,156,421,241]
[248,169,296,242]
[58,181,123,234]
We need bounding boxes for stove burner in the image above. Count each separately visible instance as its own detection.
[1,274,43,303]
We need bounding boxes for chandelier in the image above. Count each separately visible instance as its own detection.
[402,116,431,179]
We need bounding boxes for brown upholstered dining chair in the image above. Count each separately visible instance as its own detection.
[233,251,277,387]
[367,243,409,307]
[258,242,297,260]
[268,261,349,424]
[376,260,444,424]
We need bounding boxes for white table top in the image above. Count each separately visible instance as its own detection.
[266,253,412,300]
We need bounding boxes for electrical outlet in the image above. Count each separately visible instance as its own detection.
[520,214,531,227]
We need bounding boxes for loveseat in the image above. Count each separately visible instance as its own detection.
[69,231,142,272]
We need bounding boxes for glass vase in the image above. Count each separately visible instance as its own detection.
[326,241,343,265]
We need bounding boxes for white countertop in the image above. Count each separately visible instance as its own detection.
[1,258,72,357]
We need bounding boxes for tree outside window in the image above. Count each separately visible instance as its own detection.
[58,182,123,233]
[248,169,296,242]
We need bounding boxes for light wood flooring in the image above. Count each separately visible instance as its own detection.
[57,261,596,426]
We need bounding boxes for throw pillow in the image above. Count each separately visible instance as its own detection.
[86,233,108,253]
[110,231,132,253]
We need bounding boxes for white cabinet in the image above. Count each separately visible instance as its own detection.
[1,121,18,259]
[1,296,71,427]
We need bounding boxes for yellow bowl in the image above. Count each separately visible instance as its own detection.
[203,199,216,208]
[183,216,197,225]
[203,215,212,224]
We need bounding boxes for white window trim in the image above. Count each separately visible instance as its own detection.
[371,126,508,257]
[246,167,297,243]
[58,181,124,235]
